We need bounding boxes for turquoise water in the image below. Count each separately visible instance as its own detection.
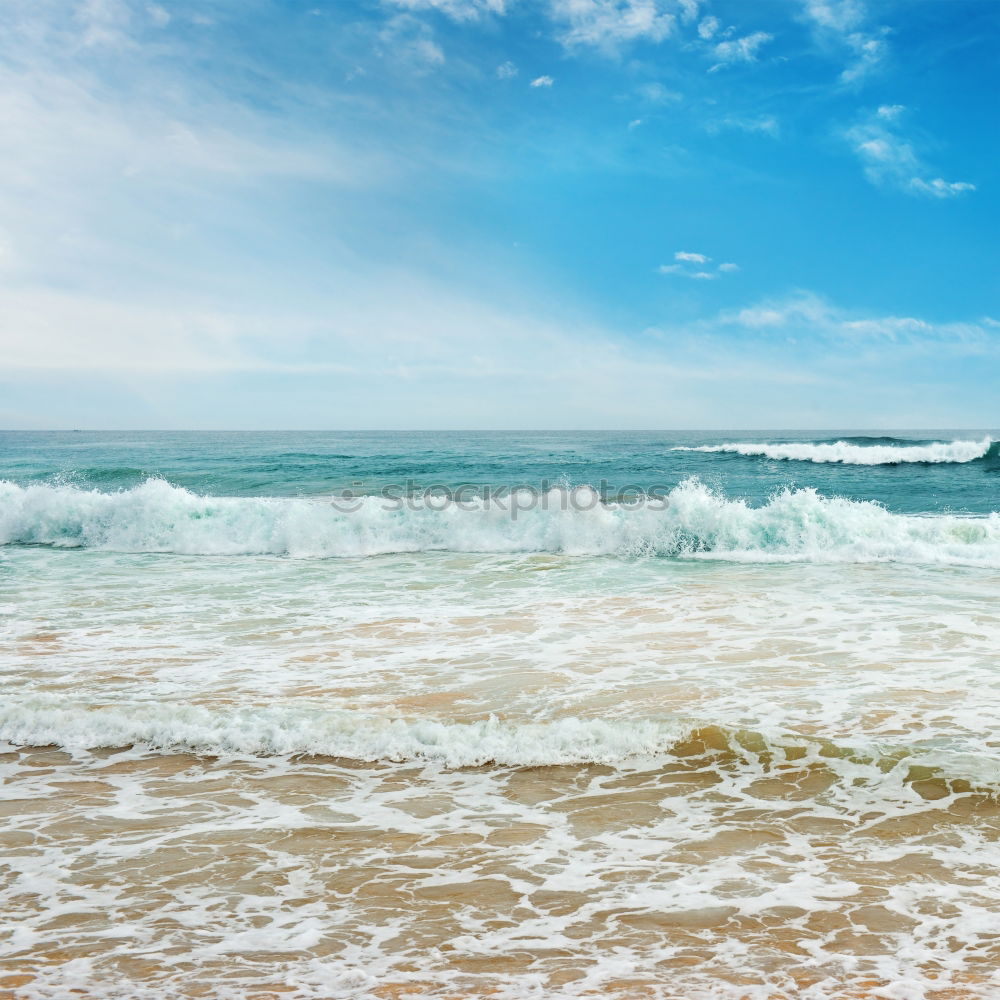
[2,429,998,511]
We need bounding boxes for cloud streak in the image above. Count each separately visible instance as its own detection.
[723,292,996,352]
[705,115,779,137]
[659,251,739,279]
[845,107,975,198]
[709,31,773,71]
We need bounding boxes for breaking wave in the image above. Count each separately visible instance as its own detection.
[672,437,995,465]
[2,477,999,565]
[0,699,689,767]
[3,699,998,791]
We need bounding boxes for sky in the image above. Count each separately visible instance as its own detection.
[0,0,997,429]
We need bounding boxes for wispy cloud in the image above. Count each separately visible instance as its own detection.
[635,81,682,104]
[723,292,995,352]
[705,115,779,137]
[709,31,773,71]
[800,0,888,83]
[384,0,709,55]
[659,251,739,279]
[845,107,975,198]
[548,0,679,52]
[697,16,719,39]
[907,177,976,197]
[378,14,447,68]
[76,0,136,49]
[802,0,865,33]
[0,0,993,430]
[146,4,170,28]
[0,273,832,430]
[876,104,904,121]
[382,0,509,22]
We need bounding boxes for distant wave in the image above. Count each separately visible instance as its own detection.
[2,477,1000,565]
[672,438,995,465]
[3,699,998,788]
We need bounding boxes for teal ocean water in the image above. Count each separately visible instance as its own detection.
[3,429,999,509]
[2,431,1000,999]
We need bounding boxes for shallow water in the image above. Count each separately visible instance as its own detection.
[2,431,999,998]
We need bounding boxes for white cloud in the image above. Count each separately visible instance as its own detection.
[4,271,848,431]
[496,60,518,79]
[845,108,975,199]
[628,118,643,129]
[876,103,904,120]
[709,31,773,70]
[732,296,834,330]
[146,4,170,27]
[385,0,706,55]
[675,0,703,22]
[378,15,447,67]
[4,268,993,428]
[802,0,865,33]
[706,115,779,137]
[530,75,554,87]
[909,177,976,198]
[0,1,395,340]
[661,252,743,279]
[0,68,368,191]
[800,0,887,83]
[724,293,995,351]
[636,81,682,103]
[839,32,886,83]
[73,0,135,48]
[0,1,990,432]
[548,0,678,51]
[381,0,509,21]
[733,305,790,328]
[697,15,719,39]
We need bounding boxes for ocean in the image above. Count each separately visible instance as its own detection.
[2,430,1000,999]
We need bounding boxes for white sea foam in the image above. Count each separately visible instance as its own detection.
[4,699,1000,789]
[7,739,999,1000]
[0,699,693,766]
[2,477,1000,564]
[672,437,993,464]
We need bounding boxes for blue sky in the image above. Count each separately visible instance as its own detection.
[1,0,997,428]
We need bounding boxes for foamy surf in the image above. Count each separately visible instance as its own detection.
[5,430,1000,1000]
[0,700,693,766]
[672,437,994,464]
[4,699,1000,796]
[670,437,994,465]
[2,477,1000,565]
